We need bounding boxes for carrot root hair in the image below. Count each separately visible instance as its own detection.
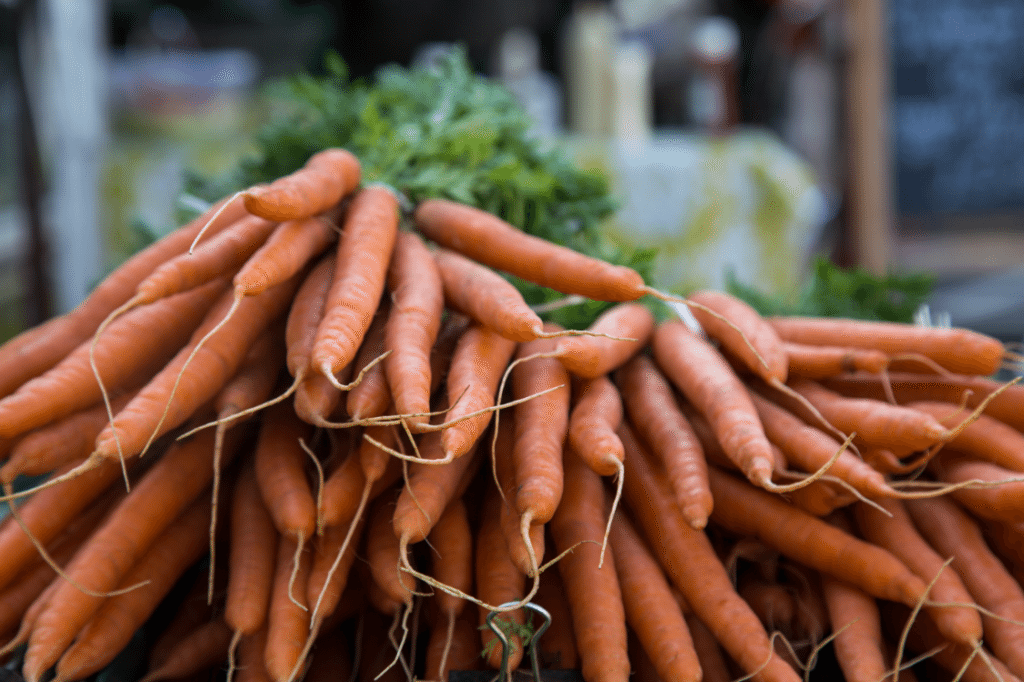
[321,350,392,393]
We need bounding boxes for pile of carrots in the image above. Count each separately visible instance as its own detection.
[2,146,1024,682]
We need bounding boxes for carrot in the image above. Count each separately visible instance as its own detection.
[784,478,859,517]
[0,390,135,482]
[567,375,624,478]
[423,498,473,682]
[767,315,1006,376]
[680,399,787,476]
[139,619,233,682]
[784,341,889,378]
[928,452,1024,525]
[708,466,931,606]
[652,318,776,488]
[345,300,392,422]
[254,401,317,545]
[0,193,247,399]
[413,198,647,301]
[820,574,892,682]
[476,492,527,672]
[52,494,215,682]
[737,573,798,644]
[148,571,214,672]
[305,512,366,626]
[242,148,360,222]
[511,333,570,579]
[433,247,544,342]
[383,231,444,431]
[425,610,483,681]
[301,623,354,682]
[854,497,983,647]
[367,488,417,612]
[264,535,313,682]
[21,424,246,681]
[311,185,399,382]
[551,446,629,682]
[785,378,947,453]
[530,564,578,670]
[286,253,334,381]
[684,611,734,682]
[617,420,801,682]
[748,389,891,498]
[910,400,1024,472]
[0,280,225,441]
[687,289,788,383]
[553,302,654,379]
[824,371,1024,433]
[615,353,713,529]
[489,410,545,579]
[318,434,400,532]
[438,323,518,462]
[224,458,278,672]
[90,269,301,462]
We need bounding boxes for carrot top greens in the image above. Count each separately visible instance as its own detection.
[185,47,655,329]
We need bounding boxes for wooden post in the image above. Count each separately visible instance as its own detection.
[845,0,894,274]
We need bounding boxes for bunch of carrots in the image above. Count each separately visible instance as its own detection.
[1,146,1024,682]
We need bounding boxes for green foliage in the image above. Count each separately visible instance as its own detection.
[480,613,538,662]
[725,256,935,323]
[185,46,644,327]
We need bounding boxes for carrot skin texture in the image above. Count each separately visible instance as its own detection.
[0,281,225,440]
[434,247,543,342]
[476,493,526,671]
[615,354,712,529]
[345,303,391,421]
[311,185,399,378]
[383,231,444,429]
[820,575,891,682]
[910,400,1024,472]
[512,334,571,525]
[567,375,624,477]
[784,341,889,378]
[242,148,360,221]
[440,323,518,460]
[264,536,313,682]
[930,452,1024,524]
[609,513,701,682]
[767,315,1005,376]
[618,420,800,682]
[225,459,279,637]
[414,198,647,301]
[554,302,654,379]
[428,499,474,623]
[0,193,247,399]
[254,401,317,542]
[652,319,775,488]
[688,289,788,382]
[551,447,630,682]
[140,619,233,682]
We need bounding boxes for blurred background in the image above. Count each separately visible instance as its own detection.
[2,0,1023,342]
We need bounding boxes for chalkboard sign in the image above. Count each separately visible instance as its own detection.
[891,0,1024,214]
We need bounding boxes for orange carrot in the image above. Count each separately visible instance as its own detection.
[490,411,544,577]
[553,302,654,379]
[928,451,1024,525]
[476,492,527,672]
[618,420,801,682]
[512,334,571,539]
[254,401,317,545]
[550,446,629,682]
[748,389,891,498]
[263,536,313,682]
[414,198,647,301]
[706,466,932,610]
[318,437,400,532]
[225,459,278,644]
[236,627,273,682]
[0,193,247,399]
[768,315,1006,376]
[652,319,776,488]
[615,353,712,529]
[687,289,788,383]
[424,610,482,681]
[0,280,225,441]
[910,400,1024,472]
[439,323,518,461]
[608,512,700,682]
[52,495,215,682]
[311,185,399,381]
[854,497,983,647]
[433,247,544,342]
[820,574,891,682]
[427,498,474,639]
[242,148,360,222]
[784,341,889,378]
[345,301,392,422]
[530,566,578,670]
[383,231,444,430]
[366,489,417,615]
[567,375,624,478]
